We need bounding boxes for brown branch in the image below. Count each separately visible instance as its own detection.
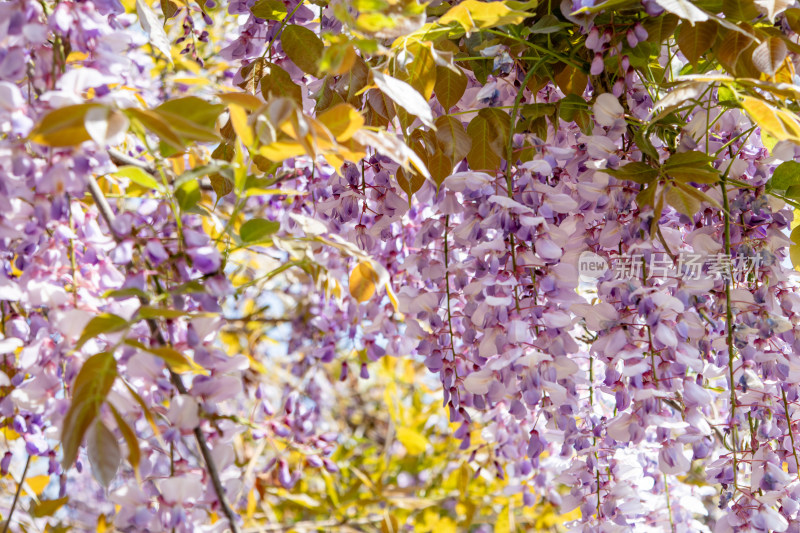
[87,175,241,533]
[1,454,30,533]
[108,149,157,174]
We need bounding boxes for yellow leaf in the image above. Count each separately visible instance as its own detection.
[246,488,257,519]
[741,95,800,142]
[349,261,378,303]
[791,244,800,271]
[217,91,264,111]
[494,504,511,533]
[317,103,364,141]
[229,103,254,147]
[438,0,531,33]
[25,474,51,496]
[29,104,100,147]
[396,426,428,455]
[259,140,307,161]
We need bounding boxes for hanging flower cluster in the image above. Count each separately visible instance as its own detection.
[4,0,800,531]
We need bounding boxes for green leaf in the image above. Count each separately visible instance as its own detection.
[553,64,588,97]
[665,183,700,216]
[103,287,151,300]
[664,151,718,183]
[677,20,718,66]
[127,108,185,151]
[433,65,467,111]
[722,0,759,20]
[435,116,471,163]
[87,421,121,488]
[114,165,161,190]
[153,111,220,144]
[405,44,436,100]
[281,25,323,76]
[137,306,191,319]
[260,61,303,106]
[176,179,200,212]
[428,152,453,188]
[251,0,287,20]
[675,180,720,207]
[76,314,129,349]
[210,172,234,202]
[239,217,280,242]
[125,339,205,373]
[785,184,800,200]
[636,183,657,207]
[634,128,659,162]
[527,13,569,33]
[768,161,800,191]
[643,13,680,44]
[61,352,118,468]
[109,404,141,478]
[606,162,658,184]
[396,166,426,201]
[466,115,500,171]
[156,97,224,129]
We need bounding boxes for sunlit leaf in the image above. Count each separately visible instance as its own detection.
[31,497,69,518]
[396,427,429,454]
[752,37,788,76]
[606,162,659,184]
[281,25,323,76]
[767,160,800,191]
[317,104,364,141]
[61,352,118,468]
[29,104,99,147]
[437,0,532,34]
[372,70,435,128]
[251,0,287,20]
[109,405,141,480]
[349,261,379,302]
[754,0,793,22]
[239,217,280,242]
[127,108,185,151]
[136,0,173,63]
[229,103,254,147]
[405,43,436,100]
[113,165,162,190]
[76,314,129,349]
[677,20,717,66]
[260,62,303,106]
[653,0,709,22]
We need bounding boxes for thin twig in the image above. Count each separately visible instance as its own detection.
[87,176,241,533]
[244,515,384,532]
[2,454,31,533]
[108,149,157,174]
